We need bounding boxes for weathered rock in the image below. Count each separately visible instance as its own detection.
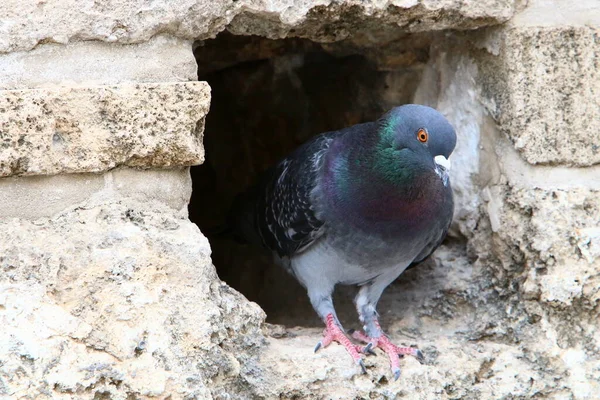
[0,168,192,219]
[475,181,600,399]
[501,187,599,307]
[258,329,554,399]
[469,1,600,315]
[476,24,600,166]
[0,82,209,177]
[1,0,599,398]
[0,0,516,54]
[0,35,197,90]
[227,0,516,43]
[414,41,484,239]
[480,154,600,309]
[0,199,266,398]
[252,243,600,399]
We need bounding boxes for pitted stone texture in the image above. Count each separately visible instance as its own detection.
[0,201,266,398]
[486,185,600,310]
[257,329,559,399]
[477,25,600,167]
[0,35,197,90]
[478,184,600,400]
[251,244,600,399]
[488,123,600,192]
[227,0,516,42]
[0,0,515,54]
[0,82,209,177]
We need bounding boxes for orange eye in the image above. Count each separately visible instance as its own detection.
[417,128,428,143]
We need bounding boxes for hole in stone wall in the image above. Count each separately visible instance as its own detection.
[189,32,438,327]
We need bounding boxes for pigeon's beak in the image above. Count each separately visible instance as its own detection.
[434,155,451,171]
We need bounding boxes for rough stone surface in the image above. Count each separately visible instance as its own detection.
[478,118,600,313]
[473,181,600,399]
[0,82,209,177]
[476,24,600,166]
[0,0,516,54]
[0,167,192,219]
[510,0,600,27]
[489,186,600,306]
[2,0,600,398]
[0,35,197,90]
[0,199,266,398]
[414,41,483,239]
[486,125,600,191]
[255,243,599,399]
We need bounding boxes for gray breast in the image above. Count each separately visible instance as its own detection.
[323,223,432,272]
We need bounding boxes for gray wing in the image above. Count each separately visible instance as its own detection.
[229,130,342,258]
[405,227,449,270]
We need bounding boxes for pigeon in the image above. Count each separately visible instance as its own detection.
[229,104,456,380]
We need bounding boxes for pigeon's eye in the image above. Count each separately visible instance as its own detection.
[417,129,428,143]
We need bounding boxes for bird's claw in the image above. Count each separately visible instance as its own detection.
[350,331,424,379]
[358,359,367,374]
[362,342,376,356]
[314,341,322,353]
[317,314,367,375]
[415,349,425,364]
[347,329,376,355]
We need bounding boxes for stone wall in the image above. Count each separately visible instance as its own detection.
[1,0,598,398]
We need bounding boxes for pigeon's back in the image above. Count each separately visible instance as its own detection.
[227,128,346,259]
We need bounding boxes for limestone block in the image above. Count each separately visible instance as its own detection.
[488,185,600,310]
[227,0,516,42]
[480,180,600,394]
[0,200,266,398]
[477,24,600,166]
[0,167,192,219]
[0,0,516,54]
[0,82,210,177]
[0,35,197,90]
[509,0,600,28]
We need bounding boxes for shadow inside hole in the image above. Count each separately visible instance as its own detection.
[189,33,429,327]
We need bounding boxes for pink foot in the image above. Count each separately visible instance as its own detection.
[351,331,424,380]
[314,314,367,373]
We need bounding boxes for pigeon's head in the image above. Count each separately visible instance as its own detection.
[377,104,456,178]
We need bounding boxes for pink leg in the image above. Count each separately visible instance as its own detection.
[314,314,367,373]
[353,274,424,380]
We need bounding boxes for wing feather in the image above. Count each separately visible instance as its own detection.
[230,131,342,258]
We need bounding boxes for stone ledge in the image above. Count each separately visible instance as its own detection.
[0,167,192,219]
[476,25,600,167]
[0,82,210,177]
[257,328,557,399]
[0,0,516,54]
[0,35,198,90]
